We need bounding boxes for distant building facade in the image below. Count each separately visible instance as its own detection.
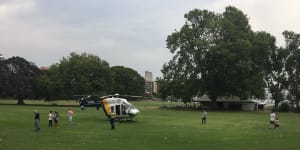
[145,71,153,95]
[40,66,49,71]
[153,81,158,94]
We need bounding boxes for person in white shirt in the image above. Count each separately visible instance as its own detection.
[269,111,276,128]
[48,110,53,128]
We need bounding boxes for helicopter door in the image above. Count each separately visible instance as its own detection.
[116,105,121,115]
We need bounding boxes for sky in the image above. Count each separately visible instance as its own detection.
[0,0,300,79]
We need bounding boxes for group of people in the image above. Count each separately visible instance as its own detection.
[48,110,60,128]
[269,111,280,129]
[34,107,74,132]
[200,109,281,129]
[200,110,280,129]
[34,107,280,132]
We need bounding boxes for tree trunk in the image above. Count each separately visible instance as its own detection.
[274,100,279,111]
[17,98,25,105]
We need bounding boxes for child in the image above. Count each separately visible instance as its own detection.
[274,117,280,128]
[202,110,207,125]
[54,111,59,128]
[67,108,74,125]
[269,111,276,128]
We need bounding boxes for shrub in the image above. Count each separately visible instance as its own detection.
[279,102,290,112]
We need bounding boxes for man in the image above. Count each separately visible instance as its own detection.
[34,110,40,132]
[269,111,276,128]
[110,112,116,130]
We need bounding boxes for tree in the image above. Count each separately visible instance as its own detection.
[0,57,6,97]
[265,46,289,110]
[111,66,145,95]
[36,65,65,100]
[156,77,168,100]
[163,8,220,103]
[203,6,255,100]
[251,32,277,99]
[37,52,112,99]
[0,56,40,104]
[163,6,274,104]
[284,31,300,110]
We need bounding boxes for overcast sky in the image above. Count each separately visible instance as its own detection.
[1,0,299,79]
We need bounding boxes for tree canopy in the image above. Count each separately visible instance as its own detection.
[284,31,300,109]
[37,52,112,99]
[161,6,276,102]
[111,66,145,96]
[35,52,145,100]
[0,56,40,104]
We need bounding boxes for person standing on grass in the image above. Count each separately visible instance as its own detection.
[54,111,59,128]
[67,108,74,125]
[48,110,53,128]
[34,110,40,132]
[269,111,276,128]
[110,112,116,130]
[202,109,207,125]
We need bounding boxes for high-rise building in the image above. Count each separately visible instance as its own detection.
[145,71,153,95]
[145,71,153,82]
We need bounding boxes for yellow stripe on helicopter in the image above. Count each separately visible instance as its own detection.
[102,99,110,114]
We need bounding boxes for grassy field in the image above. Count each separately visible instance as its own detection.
[0,101,300,150]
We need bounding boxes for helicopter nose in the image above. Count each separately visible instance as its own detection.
[129,109,140,115]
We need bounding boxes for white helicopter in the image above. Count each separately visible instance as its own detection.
[77,94,140,121]
[101,94,140,121]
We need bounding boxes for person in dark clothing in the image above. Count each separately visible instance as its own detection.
[274,117,280,128]
[110,112,116,130]
[34,110,40,132]
[202,110,207,125]
[54,111,59,128]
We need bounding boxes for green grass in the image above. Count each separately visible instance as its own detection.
[0,101,300,150]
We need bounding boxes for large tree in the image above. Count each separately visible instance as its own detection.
[251,32,277,99]
[36,65,65,100]
[37,52,112,99]
[265,46,289,110]
[0,57,6,97]
[162,6,274,103]
[0,56,40,104]
[111,66,145,96]
[60,52,112,96]
[284,31,300,110]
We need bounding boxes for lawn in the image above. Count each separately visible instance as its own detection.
[0,101,299,150]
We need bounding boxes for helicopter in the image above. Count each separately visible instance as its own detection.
[76,94,140,121]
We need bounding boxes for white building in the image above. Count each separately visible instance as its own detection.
[145,71,153,82]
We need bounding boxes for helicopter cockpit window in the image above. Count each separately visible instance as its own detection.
[128,104,136,109]
[122,104,126,114]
